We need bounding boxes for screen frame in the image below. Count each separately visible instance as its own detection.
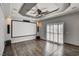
[11,20,37,38]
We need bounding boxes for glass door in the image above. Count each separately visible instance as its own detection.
[46,23,64,44]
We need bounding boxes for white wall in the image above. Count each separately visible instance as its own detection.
[40,12,79,46]
[0,6,6,55]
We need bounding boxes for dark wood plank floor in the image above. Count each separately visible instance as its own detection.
[3,39,79,56]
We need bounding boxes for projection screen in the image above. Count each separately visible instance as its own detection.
[11,20,36,38]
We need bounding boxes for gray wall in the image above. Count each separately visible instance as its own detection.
[0,6,6,55]
[39,12,79,46]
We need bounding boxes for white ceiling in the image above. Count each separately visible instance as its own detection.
[10,3,23,14]
[1,3,79,21]
[0,3,23,17]
[0,3,37,21]
[0,3,11,17]
[26,3,59,17]
[39,3,79,20]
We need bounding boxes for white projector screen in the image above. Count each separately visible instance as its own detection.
[11,20,36,38]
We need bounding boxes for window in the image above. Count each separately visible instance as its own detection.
[46,23,64,44]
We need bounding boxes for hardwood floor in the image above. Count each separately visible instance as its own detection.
[3,39,79,56]
[3,45,14,56]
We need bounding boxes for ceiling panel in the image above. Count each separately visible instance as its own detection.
[19,3,37,16]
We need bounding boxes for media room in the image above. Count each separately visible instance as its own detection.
[0,3,79,56]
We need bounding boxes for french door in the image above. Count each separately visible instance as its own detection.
[46,23,64,44]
